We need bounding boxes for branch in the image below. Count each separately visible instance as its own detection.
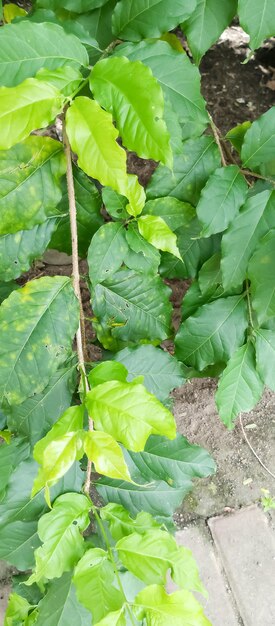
[208,114,227,167]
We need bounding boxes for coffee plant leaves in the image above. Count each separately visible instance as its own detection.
[37,0,110,12]
[102,187,128,221]
[181,0,237,64]
[114,345,185,402]
[3,592,31,626]
[89,361,128,387]
[34,572,91,626]
[226,121,252,153]
[143,197,195,231]
[0,519,40,571]
[51,165,103,257]
[129,434,216,488]
[0,220,57,282]
[85,379,176,451]
[134,585,211,625]
[79,0,117,49]
[124,223,161,275]
[35,66,83,97]
[241,107,275,169]
[215,342,264,428]
[137,215,181,259]
[146,137,220,205]
[27,493,90,585]
[4,4,27,22]
[0,79,65,151]
[92,268,172,348]
[6,363,77,446]
[84,431,132,481]
[88,223,128,285]
[95,609,126,626]
[0,281,18,304]
[33,405,84,465]
[255,329,275,391]
[221,189,274,289]
[181,281,215,322]
[90,56,172,167]
[175,295,247,370]
[198,253,222,295]
[73,548,124,622]
[238,0,275,50]
[101,503,161,541]
[0,438,29,499]
[196,166,248,237]
[112,0,196,42]
[115,40,208,141]
[66,97,145,216]
[248,230,275,323]
[0,21,88,87]
[0,276,79,406]
[175,220,221,280]
[0,136,66,236]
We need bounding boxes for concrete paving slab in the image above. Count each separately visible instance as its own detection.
[170,522,241,625]
[209,505,275,626]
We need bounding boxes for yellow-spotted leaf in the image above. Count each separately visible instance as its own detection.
[138,215,181,259]
[0,79,65,150]
[84,431,132,482]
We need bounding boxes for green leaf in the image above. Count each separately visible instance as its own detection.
[34,572,91,626]
[255,328,275,391]
[0,281,18,304]
[239,0,275,50]
[77,0,117,49]
[0,437,30,498]
[112,0,196,41]
[95,609,126,626]
[124,223,161,275]
[4,592,31,626]
[146,136,220,205]
[0,136,66,236]
[241,107,275,169]
[221,189,274,289]
[226,121,252,153]
[84,430,132,481]
[6,363,77,446]
[198,253,222,295]
[0,276,79,406]
[215,342,264,428]
[102,187,128,221]
[3,3,27,22]
[0,20,88,87]
[37,0,109,11]
[90,56,172,167]
[89,361,128,387]
[35,66,83,97]
[182,0,237,64]
[92,268,172,348]
[129,434,216,488]
[66,97,145,217]
[137,215,181,259]
[196,166,248,237]
[27,493,90,585]
[101,503,160,541]
[115,40,208,141]
[134,584,211,626]
[143,197,195,231]
[175,296,248,370]
[0,79,65,151]
[73,548,124,623]
[88,222,128,285]
[51,165,103,257]
[114,344,185,402]
[248,230,275,323]
[85,379,176,452]
[0,220,57,282]
[175,220,221,280]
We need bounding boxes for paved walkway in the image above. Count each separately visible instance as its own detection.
[1,505,275,625]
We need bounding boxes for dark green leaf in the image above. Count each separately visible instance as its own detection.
[112,0,196,41]
[143,197,196,231]
[226,121,252,153]
[241,107,275,169]
[182,0,237,64]
[124,223,160,275]
[198,253,222,295]
[255,328,275,391]
[239,0,275,50]
[248,230,275,324]
[34,572,91,626]
[102,187,128,221]
[88,223,128,285]
[0,220,57,282]
[0,282,18,304]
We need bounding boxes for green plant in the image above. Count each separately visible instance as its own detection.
[0,1,275,624]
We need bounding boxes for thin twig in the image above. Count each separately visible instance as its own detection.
[241,169,275,186]
[245,279,254,329]
[208,114,227,167]
[240,414,275,480]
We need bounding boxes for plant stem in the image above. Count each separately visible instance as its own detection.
[208,114,227,167]
[245,279,254,329]
[241,169,275,186]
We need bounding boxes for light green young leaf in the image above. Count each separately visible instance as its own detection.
[73,548,124,623]
[66,97,145,217]
[238,0,275,50]
[27,493,90,585]
[0,136,66,236]
[215,343,264,428]
[90,56,172,167]
[134,584,211,626]
[85,380,176,452]
[182,0,237,64]
[221,189,274,290]
[124,223,161,275]
[4,592,31,626]
[241,107,275,169]
[248,230,275,324]
[95,609,126,626]
[84,430,132,481]
[0,79,65,150]
[0,21,88,86]
[3,3,27,22]
[88,222,128,285]
[175,296,247,370]
[196,166,248,237]
[0,220,57,282]
[88,361,128,387]
[33,405,83,460]
[137,215,181,259]
[112,0,196,41]
[143,197,196,232]
[255,329,275,391]
[34,572,91,626]
[35,66,83,97]
[0,276,79,406]
[101,503,160,541]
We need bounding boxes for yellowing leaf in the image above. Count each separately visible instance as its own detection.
[138,215,181,259]
[84,431,132,482]
[4,3,27,22]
